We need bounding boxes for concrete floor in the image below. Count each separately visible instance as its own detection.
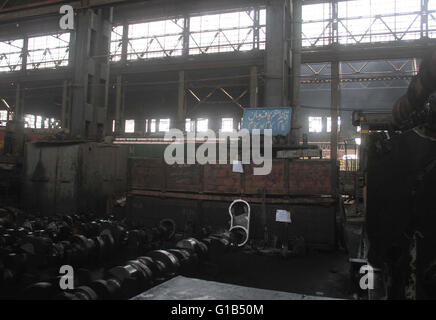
[133,276,338,300]
[196,249,353,300]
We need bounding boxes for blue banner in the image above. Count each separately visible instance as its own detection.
[241,107,292,136]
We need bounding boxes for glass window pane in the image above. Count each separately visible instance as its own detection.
[125,120,135,133]
[309,116,323,133]
[221,118,234,132]
[186,118,194,132]
[0,39,24,72]
[127,19,184,60]
[150,119,157,133]
[197,118,208,132]
[159,118,170,132]
[27,33,70,70]
[24,114,35,129]
[110,26,123,62]
[189,9,264,54]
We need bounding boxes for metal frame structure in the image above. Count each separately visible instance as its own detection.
[301,59,417,85]
[0,0,436,142]
[0,32,71,73]
[302,0,436,47]
[109,8,266,63]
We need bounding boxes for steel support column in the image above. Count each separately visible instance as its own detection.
[250,66,258,108]
[61,80,70,131]
[264,0,290,107]
[330,60,340,195]
[121,21,128,63]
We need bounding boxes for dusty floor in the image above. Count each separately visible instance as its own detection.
[197,249,353,300]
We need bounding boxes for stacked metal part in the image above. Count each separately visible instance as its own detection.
[0,213,231,300]
[392,49,436,132]
[25,237,215,300]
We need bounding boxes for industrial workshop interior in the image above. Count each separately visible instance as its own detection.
[0,0,435,305]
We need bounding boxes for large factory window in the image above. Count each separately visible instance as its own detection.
[303,0,428,47]
[189,9,266,55]
[27,33,70,70]
[150,119,157,133]
[125,120,135,133]
[126,19,184,60]
[110,26,123,62]
[428,0,436,37]
[0,38,24,72]
[196,118,209,132]
[302,3,331,47]
[159,119,170,132]
[24,114,36,128]
[221,118,234,132]
[110,9,266,61]
[185,119,194,132]
[36,116,43,129]
[309,116,323,133]
[0,110,7,126]
[338,0,421,44]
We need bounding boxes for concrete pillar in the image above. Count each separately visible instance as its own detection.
[422,0,429,38]
[12,83,24,156]
[182,17,190,56]
[61,80,69,130]
[264,0,290,107]
[14,83,22,120]
[177,71,186,130]
[70,8,113,140]
[115,74,123,135]
[290,0,302,145]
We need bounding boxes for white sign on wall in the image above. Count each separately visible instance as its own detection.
[276,210,292,223]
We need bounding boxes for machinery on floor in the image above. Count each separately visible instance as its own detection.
[354,49,436,300]
[0,210,234,300]
[124,107,339,251]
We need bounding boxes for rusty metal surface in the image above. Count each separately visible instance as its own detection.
[289,160,332,195]
[129,158,163,191]
[23,142,128,215]
[129,190,335,205]
[166,164,201,193]
[245,160,288,195]
[129,158,333,196]
[127,195,337,249]
[203,164,241,194]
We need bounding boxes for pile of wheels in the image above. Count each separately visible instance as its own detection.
[0,212,233,300]
[23,237,230,300]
